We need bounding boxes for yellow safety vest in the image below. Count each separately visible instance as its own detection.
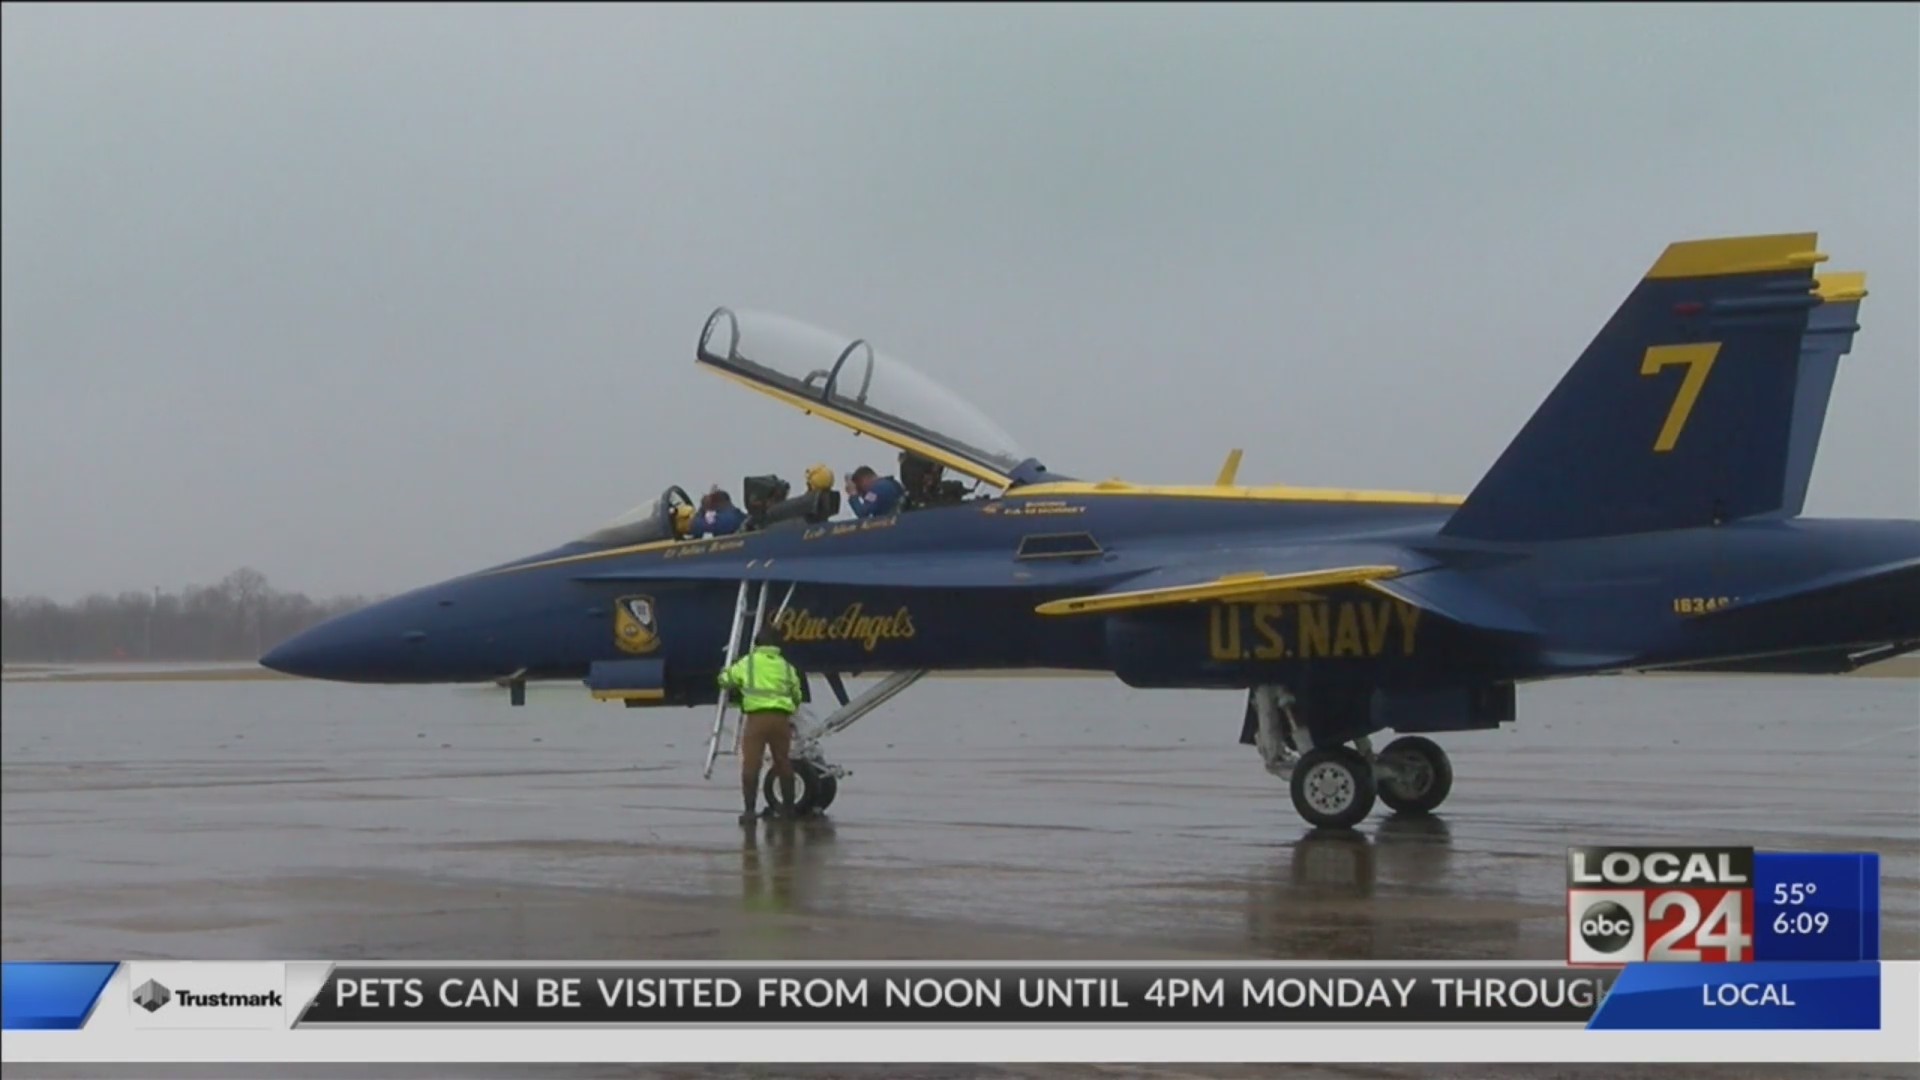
[718,646,802,714]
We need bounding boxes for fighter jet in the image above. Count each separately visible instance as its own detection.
[262,232,1920,829]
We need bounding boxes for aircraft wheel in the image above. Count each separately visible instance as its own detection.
[1375,736,1453,816]
[1289,745,1376,830]
[764,759,833,816]
[811,771,839,812]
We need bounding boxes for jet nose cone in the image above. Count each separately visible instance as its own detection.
[258,638,296,675]
[259,601,426,682]
[258,624,335,679]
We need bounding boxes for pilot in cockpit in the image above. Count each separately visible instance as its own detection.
[845,466,904,519]
[692,487,748,537]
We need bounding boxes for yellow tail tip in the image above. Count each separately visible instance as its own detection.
[1645,232,1824,280]
[1814,271,1868,302]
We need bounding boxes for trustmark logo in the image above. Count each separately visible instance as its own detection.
[133,975,282,1012]
[125,963,289,1029]
[132,979,171,1013]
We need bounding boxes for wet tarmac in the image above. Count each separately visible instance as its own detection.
[3,673,1917,1075]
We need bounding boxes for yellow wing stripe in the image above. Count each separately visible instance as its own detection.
[701,367,1016,489]
[1814,271,1867,302]
[1008,481,1464,507]
[1035,564,1401,616]
[1643,232,1825,280]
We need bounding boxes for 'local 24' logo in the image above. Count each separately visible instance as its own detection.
[1565,846,1756,965]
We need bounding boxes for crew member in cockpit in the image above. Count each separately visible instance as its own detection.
[845,466,904,519]
[899,451,951,510]
[692,488,747,537]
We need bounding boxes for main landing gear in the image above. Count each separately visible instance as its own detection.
[1248,686,1454,830]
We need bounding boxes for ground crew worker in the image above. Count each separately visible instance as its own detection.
[692,488,747,537]
[716,625,804,824]
[845,465,904,518]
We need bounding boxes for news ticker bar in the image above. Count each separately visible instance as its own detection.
[0,961,1884,1032]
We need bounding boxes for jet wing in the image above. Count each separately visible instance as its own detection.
[1031,543,1437,616]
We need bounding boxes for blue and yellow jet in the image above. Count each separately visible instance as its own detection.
[262,232,1919,829]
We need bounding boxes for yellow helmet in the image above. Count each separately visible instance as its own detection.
[672,504,694,536]
[805,463,833,492]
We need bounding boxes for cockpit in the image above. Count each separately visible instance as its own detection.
[572,309,1056,550]
[573,477,843,549]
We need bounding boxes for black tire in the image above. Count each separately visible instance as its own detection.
[811,772,838,812]
[1375,735,1453,816]
[1288,745,1376,830]
[763,758,831,815]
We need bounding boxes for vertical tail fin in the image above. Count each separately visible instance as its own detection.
[1779,272,1867,517]
[1442,233,1857,543]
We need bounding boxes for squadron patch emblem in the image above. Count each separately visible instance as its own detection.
[614,595,660,654]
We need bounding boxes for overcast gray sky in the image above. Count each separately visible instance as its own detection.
[4,3,1916,600]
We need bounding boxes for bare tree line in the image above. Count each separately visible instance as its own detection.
[2,568,377,663]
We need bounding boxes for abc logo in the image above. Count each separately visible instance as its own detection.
[1579,900,1636,954]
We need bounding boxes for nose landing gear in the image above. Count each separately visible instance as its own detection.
[762,757,840,817]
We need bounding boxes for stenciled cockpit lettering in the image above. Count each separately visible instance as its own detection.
[803,517,900,541]
[993,500,1085,518]
[663,538,747,560]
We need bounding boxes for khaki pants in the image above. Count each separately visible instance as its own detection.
[740,710,794,785]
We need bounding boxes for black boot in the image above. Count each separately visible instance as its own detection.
[740,773,758,825]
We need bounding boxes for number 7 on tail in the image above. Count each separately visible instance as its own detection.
[1640,343,1723,453]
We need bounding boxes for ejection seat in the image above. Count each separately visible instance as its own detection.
[898,452,968,511]
[742,473,840,532]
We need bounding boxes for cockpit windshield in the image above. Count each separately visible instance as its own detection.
[573,484,698,547]
[697,308,1031,483]
[576,496,667,546]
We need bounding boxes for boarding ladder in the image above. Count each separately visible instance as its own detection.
[700,578,928,782]
[702,579,796,779]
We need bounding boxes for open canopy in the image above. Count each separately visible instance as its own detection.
[696,308,1034,489]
